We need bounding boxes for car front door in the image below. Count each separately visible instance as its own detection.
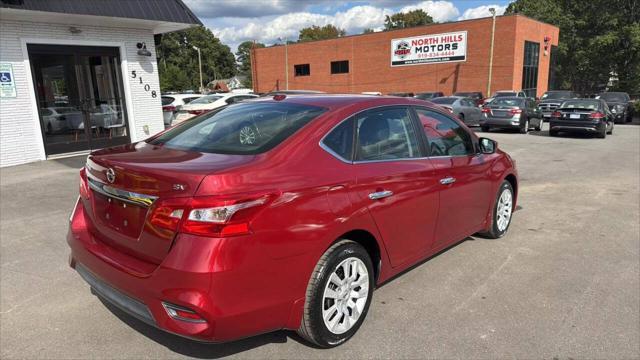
[413,107,494,248]
[349,106,441,267]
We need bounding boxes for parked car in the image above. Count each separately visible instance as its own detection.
[480,97,543,133]
[68,95,518,348]
[173,93,258,123]
[162,94,203,127]
[261,90,325,96]
[537,90,579,120]
[388,92,414,97]
[430,96,482,126]
[549,98,614,138]
[596,92,633,123]
[453,91,484,106]
[483,90,527,106]
[414,92,444,100]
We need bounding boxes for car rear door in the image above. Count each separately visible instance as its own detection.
[413,107,493,248]
[349,106,441,267]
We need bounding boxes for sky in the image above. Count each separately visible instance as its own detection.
[183,0,513,52]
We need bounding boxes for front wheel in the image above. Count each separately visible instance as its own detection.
[479,180,514,239]
[520,118,529,134]
[298,240,374,348]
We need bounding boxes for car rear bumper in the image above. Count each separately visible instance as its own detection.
[67,199,298,343]
[480,117,521,129]
[549,119,605,132]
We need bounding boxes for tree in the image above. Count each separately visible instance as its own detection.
[362,28,375,34]
[156,26,236,92]
[298,24,346,42]
[236,40,265,88]
[384,9,433,30]
[505,0,640,94]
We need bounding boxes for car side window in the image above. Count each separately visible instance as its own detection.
[414,108,474,157]
[355,107,420,161]
[322,118,354,161]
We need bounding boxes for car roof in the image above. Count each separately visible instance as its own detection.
[491,96,524,100]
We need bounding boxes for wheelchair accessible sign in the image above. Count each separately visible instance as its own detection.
[0,63,17,98]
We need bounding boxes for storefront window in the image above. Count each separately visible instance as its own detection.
[521,41,540,98]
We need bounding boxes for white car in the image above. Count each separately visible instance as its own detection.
[41,107,83,134]
[162,94,203,127]
[484,90,528,106]
[173,93,258,124]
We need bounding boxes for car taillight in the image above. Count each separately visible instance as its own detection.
[79,167,89,199]
[510,109,523,114]
[188,110,206,116]
[162,105,176,112]
[481,108,491,113]
[552,111,562,118]
[589,112,605,119]
[148,195,272,237]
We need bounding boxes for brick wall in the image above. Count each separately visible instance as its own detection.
[0,19,164,167]
[252,15,559,97]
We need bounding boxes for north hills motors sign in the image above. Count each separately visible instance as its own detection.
[391,31,467,66]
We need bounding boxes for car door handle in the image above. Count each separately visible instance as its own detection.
[368,190,393,200]
[439,177,456,185]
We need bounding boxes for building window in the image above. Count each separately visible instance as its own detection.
[521,41,540,97]
[294,64,310,77]
[331,60,349,74]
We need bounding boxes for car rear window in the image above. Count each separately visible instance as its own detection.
[560,100,599,110]
[491,98,524,107]
[454,92,480,99]
[161,96,174,106]
[495,92,517,97]
[598,93,629,102]
[148,102,327,155]
[541,92,571,100]
[431,97,456,105]
[189,95,223,104]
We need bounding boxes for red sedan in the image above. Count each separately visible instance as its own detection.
[68,95,518,347]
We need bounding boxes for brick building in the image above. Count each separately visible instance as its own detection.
[251,14,559,98]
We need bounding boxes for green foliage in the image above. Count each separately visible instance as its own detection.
[505,0,640,94]
[362,28,375,34]
[236,41,265,88]
[384,9,434,30]
[156,26,236,92]
[298,25,346,42]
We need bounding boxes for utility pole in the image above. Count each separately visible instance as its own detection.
[279,37,289,90]
[192,45,203,93]
[487,8,497,97]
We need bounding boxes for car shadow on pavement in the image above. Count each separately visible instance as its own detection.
[51,155,87,168]
[100,299,309,358]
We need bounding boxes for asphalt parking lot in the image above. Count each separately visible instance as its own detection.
[1,122,639,359]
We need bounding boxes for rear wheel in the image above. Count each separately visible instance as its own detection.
[534,118,542,131]
[238,122,258,145]
[298,240,374,348]
[479,180,514,239]
[549,129,559,137]
[481,126,490,132]
[607,123,613,135]
[597,126,607,139]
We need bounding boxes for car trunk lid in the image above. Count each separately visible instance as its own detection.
[83,142,255,264]
[556,108,595,121]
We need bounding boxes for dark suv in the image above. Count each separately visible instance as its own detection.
[537,90,579,120]
[598,92,633,123]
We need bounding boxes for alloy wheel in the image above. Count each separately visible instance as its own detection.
[239,125,257,145]
[322,257,369,335]
[496,187,513,231]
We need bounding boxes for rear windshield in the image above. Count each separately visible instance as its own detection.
[560,100,599,110]
[491,98,524,107]
[494,92,517,97]
[161,96,174,106]
[431,97,456,105]
[454,92,480,98]
[148,102,327,155]
[541,91,571,100]
[189,95,223,104]
[598,93,629,102]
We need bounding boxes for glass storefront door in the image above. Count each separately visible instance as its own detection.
[28,45,130,156]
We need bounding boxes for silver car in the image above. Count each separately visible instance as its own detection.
[430,96,482,126]
[480,97,543,134]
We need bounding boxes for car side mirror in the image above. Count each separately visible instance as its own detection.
[479,137,497,154]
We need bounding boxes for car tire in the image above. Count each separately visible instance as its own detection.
[298,240,374,348]
[607,124,613,135]
[46,123,53,134]
[479,180,515,239]
[597,127,606,139]
[481,126,490,132]
[520,118,529,134]
[238,122,258,145]
[459,114,465,123]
